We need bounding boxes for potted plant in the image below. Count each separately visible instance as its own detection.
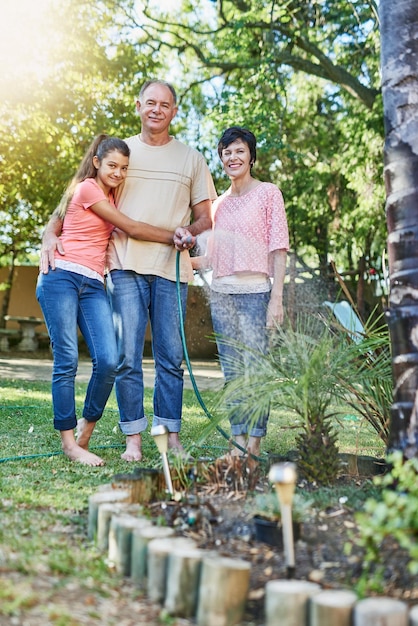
[251,491,311,548]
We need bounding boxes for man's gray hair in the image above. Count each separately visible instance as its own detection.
[138,80,177,104]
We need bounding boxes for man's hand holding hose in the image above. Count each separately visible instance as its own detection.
[173,227,196,251]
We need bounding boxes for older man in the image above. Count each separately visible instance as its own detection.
[41,79,216,461]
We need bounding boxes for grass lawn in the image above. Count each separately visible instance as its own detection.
[0,375,386,621]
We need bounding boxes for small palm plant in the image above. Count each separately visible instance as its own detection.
[215,315,350,484]
[214,311,392,485]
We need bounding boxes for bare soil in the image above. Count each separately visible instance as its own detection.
[1,456,416,626]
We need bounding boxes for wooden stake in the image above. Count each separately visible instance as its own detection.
[87,490,130,540]
[147,538,198,605]
[97,502,142,551]
[196,556,251,626]
[164,546,204,617]
[410,605,418,626]
[108,514,153,576]
[354,598,409,626]
[130,525,175,587]
[265,580,321,626]
[111,468,166,503]
[310,590,357,626]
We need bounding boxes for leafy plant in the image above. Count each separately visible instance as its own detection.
[348,452,418,595]
[251,490,312,523]
[214,307,392,485]
[323,306,392,444]
[216,314,353,485]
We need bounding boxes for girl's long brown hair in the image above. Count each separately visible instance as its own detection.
[56,134,130,218]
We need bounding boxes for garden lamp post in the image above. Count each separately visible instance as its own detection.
[151,425,174,496]
[268,462,297,579]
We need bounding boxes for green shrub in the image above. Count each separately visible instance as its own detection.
[347,452,418,595]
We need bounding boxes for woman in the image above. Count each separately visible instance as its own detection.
[193,126,289,458]
[36,134,174,466]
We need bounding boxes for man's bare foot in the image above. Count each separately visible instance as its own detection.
[167,433,193,461]
[121,434,142,462]
[76,418,96,450]
[63,442,105,466]
[167,432,184,451]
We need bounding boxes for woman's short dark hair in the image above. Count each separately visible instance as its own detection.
[217,126,257,165]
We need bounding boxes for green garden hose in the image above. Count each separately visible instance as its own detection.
[175,250,263,463]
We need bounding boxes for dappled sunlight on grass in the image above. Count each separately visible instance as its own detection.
[0,380,386,463]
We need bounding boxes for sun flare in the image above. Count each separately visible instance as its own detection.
[0,0,57,98]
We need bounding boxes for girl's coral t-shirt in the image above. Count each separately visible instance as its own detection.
[55,178,115,277]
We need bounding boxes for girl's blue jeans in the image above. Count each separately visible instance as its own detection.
[36,269,118,431]
[106,270,187,435]
[210,289,270,437]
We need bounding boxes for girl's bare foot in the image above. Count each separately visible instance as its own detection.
[121,434,142,462]
[61,428,104,466]
[63,442,105,466]
[76,418,96,450]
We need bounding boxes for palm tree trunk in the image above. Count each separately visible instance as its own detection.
[380,0,418,458]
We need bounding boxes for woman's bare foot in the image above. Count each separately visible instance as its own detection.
[121,434,142,462]
[230,434,247,456]
[246,436,262,470]
[247,435,261,457]
[61,429,104,466]
[76,418,96,450]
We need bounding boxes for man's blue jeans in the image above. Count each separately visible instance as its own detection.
[210,289,271,437]
[36,269,118,431]
[106,270,187,435]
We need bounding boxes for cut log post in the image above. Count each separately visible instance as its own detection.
[354,598,409,626]
[196,556,251,626]
[87,489,130,540]
[310,590,357,626]
[111,468,166,503]
[410,605,418,626]
[130,525,175,587]
[97,502,142,551]
[164,546,204,618]
[108,514,153,576]
[147,537,198,605]
[265,580,321,626]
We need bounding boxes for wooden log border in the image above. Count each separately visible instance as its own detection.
[87,484,415,626]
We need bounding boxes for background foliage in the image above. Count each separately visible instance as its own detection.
[0,0,385,313]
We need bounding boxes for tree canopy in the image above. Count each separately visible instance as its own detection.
[0,0,386,313]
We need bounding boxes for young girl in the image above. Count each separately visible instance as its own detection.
[36,134,174,466]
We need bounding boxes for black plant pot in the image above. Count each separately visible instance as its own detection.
[253,515,301,548]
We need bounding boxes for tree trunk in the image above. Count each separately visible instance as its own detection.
[380,0,418,458]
